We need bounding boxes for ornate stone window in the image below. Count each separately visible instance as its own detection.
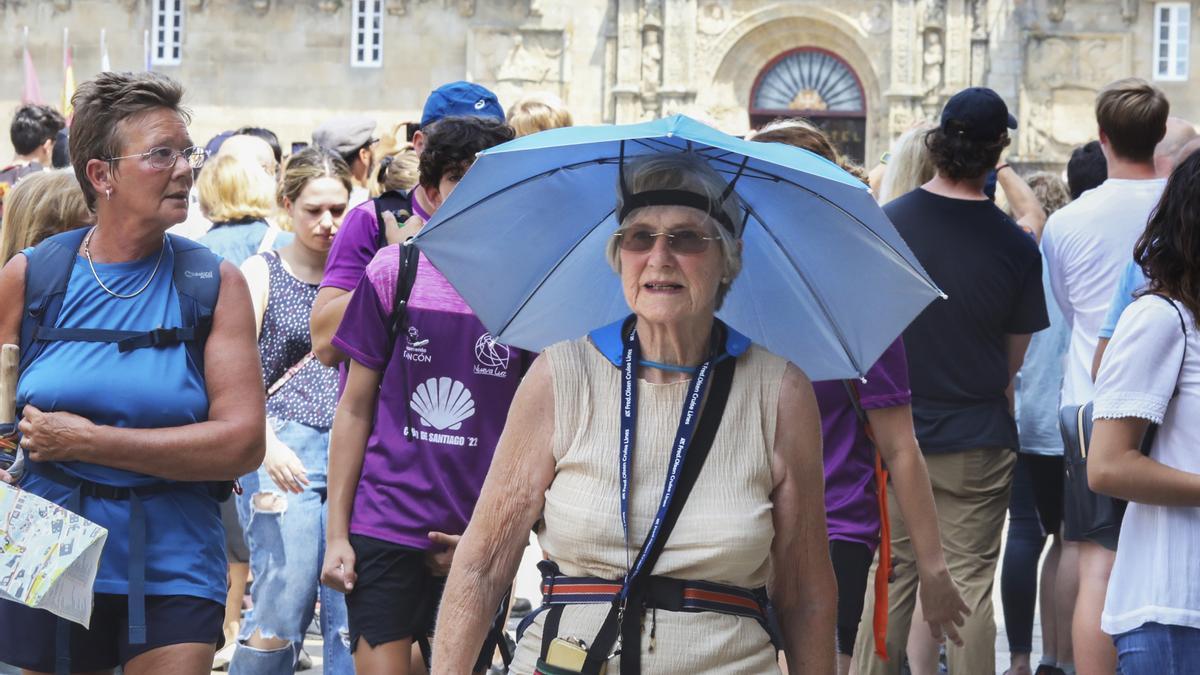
[151,0,183,66]
[1154,2,1190,81]
[750,48,868,164]
[751,49,865,115]
[351,0,384,68]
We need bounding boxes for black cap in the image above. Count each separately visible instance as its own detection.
[940,87,1018,141]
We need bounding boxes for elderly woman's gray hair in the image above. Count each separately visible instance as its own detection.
[69,72,189,209]
[606,153,743,308]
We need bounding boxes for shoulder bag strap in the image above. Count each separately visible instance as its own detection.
[387,242,422,350]
[581,355,738,675]
[1140,294,1190,454]
[842,380,893,660]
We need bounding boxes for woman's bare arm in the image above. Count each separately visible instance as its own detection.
[1089,417,1200,505]
[432,354,556,673]
[19,260,265,480]
[867,405,968,644]
[769,364,836,675]
[310,287,351,366]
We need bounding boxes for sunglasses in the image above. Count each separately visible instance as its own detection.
[613,227,721,255]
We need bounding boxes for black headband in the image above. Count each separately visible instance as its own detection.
[618,189,735,233]
[616,140,748,236]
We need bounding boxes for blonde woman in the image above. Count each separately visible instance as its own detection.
[507,92,574,137]
[0,168,90,262]
[197,153,290,266]
[877,123,937,204]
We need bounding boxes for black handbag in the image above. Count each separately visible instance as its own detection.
[1059,294,1186,543]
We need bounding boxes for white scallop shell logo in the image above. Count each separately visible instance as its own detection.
[410,377,476,431]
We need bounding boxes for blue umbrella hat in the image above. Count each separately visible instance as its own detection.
[413,114,943,381]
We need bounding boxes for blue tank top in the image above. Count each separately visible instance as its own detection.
[16,239,226,603]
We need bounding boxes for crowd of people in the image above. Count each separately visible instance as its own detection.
[0,67,1198,675]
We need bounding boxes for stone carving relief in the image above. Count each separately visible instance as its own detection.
[923,0,945,29]
[247,0,270,13]
[386,0,409,15]
[1046,0,1065,23]
[641,27,663,118]
[468,27,566,103]
[890,0,919,90]
[1020,34,1132,159]
[859,2,890,35]
[457,0,475,17]
[52,0,70,10]
[922,29,944,95]
[697,0,730,35]
[970,0,987,39]
[1120,0,1138,24]
[642,0,662,28]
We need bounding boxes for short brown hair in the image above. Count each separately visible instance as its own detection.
[69,72,189,209]
[1095,78,1169,163]
[751,118,869,181]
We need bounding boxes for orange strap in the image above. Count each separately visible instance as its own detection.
[847,380,891,660]
[872,450,891,659]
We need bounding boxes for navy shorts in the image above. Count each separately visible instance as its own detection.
[0,593,223,672]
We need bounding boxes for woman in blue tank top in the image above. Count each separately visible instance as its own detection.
[0,72,264,675]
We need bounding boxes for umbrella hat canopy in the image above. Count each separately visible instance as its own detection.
[414,114,943,381]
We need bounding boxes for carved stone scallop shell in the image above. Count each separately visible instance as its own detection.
[410,377,476,431]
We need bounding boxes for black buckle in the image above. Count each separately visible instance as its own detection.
[644,576,684,612]
[146,328,180,347]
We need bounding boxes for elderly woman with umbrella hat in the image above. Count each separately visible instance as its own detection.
[431,151,837,673]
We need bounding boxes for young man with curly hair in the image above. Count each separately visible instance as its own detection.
[854,87,1049,675]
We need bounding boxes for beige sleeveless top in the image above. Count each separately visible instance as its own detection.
[510,337,787,674]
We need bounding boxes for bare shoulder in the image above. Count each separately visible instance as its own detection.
[776,361,816,416]
[0,254,28,345]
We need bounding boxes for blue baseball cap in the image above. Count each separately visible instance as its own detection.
[940,87,1018,141]
[420,81,504,128]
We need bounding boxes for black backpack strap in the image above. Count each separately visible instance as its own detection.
[387,242,422,350]
[581,355,739,675]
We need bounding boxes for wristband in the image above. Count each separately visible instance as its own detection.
[996,163,1011,173]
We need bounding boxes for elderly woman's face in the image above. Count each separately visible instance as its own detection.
[108,107,194,227]
[619,205,725,327]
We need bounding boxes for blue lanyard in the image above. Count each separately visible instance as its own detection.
[618,326,716,601]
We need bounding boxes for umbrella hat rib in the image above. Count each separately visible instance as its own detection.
[738,199,867,380]
[494,206,619,338]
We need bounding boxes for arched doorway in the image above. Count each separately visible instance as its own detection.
[750,48,867,165]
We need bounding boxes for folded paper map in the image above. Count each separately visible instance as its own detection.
[1,482,107,626]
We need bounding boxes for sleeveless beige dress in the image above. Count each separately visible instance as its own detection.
[509,337,787,674]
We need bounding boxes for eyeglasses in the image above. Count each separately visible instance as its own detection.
[106,146,208,171]
[613,228,721,255]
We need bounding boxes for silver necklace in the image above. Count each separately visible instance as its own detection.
[83,227,167,300]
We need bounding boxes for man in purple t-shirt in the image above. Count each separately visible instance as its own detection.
[319,117,520,673]
[310,81,505,369]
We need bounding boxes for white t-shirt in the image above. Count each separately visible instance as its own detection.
[1041,178,1167,406]
[1093,295,1200,636]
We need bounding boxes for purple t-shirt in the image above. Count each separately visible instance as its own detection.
[332,246,532,550]
[320,193,430,292]
[812,338,911,552]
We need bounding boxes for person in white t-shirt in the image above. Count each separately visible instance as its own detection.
[1039,77,1169,675]
[1089,150,1200,674]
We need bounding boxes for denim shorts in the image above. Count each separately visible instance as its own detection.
[1115,621,1200,675]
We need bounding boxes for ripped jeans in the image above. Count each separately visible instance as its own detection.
[230,418,352,675]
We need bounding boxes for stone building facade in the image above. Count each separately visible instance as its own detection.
[1,0,1195,168]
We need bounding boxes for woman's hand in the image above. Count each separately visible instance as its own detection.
[264,435,309,494]
[0,468,12,484]
[918,565,969,646]
[321,537,357,593]
[424,531,460,577]
[17,405,95,463]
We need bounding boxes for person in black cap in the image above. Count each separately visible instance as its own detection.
[310,81,505,368]
[853,87,1049,675]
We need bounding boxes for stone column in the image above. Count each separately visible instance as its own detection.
[613,0,644,122]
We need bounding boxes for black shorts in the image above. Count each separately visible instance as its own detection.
[345,534,494,669]
[1025,454,1065,537]
[830,539,873,655]
[0,593,223,672]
